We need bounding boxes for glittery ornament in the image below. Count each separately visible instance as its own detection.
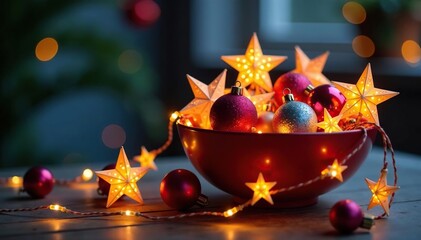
[160,169,208,210]
[210,82,258,132]
[329,199,374,234]
[306,84,346,122]
[272,90,317,133]
[274,72,311,106]
[254,111,274,133]
[23,166,54,198]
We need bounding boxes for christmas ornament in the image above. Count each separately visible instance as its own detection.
[210,82,258,132]
[329,199,374,234]
[272,90,317,133]
[97,163,116,196]
[316,109,343,133]
[125,0,161,28]
[160,169,208,210]
[306,84,346,122]
[221,33,287,92]
[245,172,277,205]
[292,46,331,86]
[254,111,274,133]
[332,63,399,125]
[95,147,149,208]
[321,159,347,182]
[180,70,226,129]
[134,146,157,171]
[273,72,311,105]
[365,169,399,215]
[22,166,54,198]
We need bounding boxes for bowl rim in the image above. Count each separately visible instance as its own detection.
[177,123,373,136]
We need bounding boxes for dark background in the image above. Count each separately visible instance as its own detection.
[1,0,420,167]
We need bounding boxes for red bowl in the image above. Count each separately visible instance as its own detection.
[177,124,377,207]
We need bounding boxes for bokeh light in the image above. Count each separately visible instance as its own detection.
[342,1,366,24]
[102,124,126,149]
[352,35,375,58]
[35,37,59,61]
[118,49,142,74]
[82,169,94,181]
[401,40,421,64]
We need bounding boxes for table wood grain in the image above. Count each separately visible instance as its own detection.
[0,147,420,239]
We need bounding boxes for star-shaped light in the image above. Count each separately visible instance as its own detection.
[365,169,399,215]
[180,70,226,128]
[95,147,149,208]
[316,109,343,133]
[243,88,274,113]
[292,46,331,87]
[245,172,277,205]
[133,146,157,171]
[221,33,287,92]
[332,63,399,125]
[321,159,348,182]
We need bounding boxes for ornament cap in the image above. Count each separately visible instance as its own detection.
[196,193,209,207]
[282,88,295,103]
[304,84,315,95]
[231,81,243,95]
[360,214,375,229]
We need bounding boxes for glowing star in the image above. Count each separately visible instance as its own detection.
[134,146,157,171]
[180,70,226,128]
[316,109,343,133]
[243,88,275,113]
[245,172,277,205]
[292,46,331,86]
[332,63,399,125]
[365,169,399,216]
[321,159,348,182]
[95,147,149,208]
[221,33,287,92]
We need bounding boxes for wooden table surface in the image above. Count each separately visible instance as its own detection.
[0,147,420,239]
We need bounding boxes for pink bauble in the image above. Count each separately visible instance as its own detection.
[255,111,274,133]
[329,199,363,234]
[23,166,54,198]
[210,88,257,132]
[274,72,311,105]
[307,84,346,122]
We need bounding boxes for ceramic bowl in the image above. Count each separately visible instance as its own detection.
[177,124,377,207]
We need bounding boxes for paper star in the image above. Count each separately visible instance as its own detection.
[245,172,277,205]
[180,70,226,128]
[95,147,149,208]
[221,33,287,92]
[332,63,399,125]
[243,88,274,113]
[134,146,157,171]
[292,46,331,86]
[365,169,399,215]
[316,109,343,133]
[321,159,348,182]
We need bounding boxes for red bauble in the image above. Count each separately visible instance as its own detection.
[255,111,274,133]
[23,166,54,198]
[97,163,116,196]
[210,85,257,132]
[160,169,207,210]
[125,0,161,28]
[274,72,311,105]
[307,84,346,122]
[329,200,364,234]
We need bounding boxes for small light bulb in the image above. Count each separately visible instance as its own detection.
[170,111,180,122]
[223,207,239,217]
[9,176,22,186]
[82,169,94,181]
[122,210,136,216]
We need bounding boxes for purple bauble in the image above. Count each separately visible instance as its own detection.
[160,169,202,210]
[274,72,311,106]
[307,84,346,122]
[329,199,364,234]
[210,86,257,132]
[23,166,54,198]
